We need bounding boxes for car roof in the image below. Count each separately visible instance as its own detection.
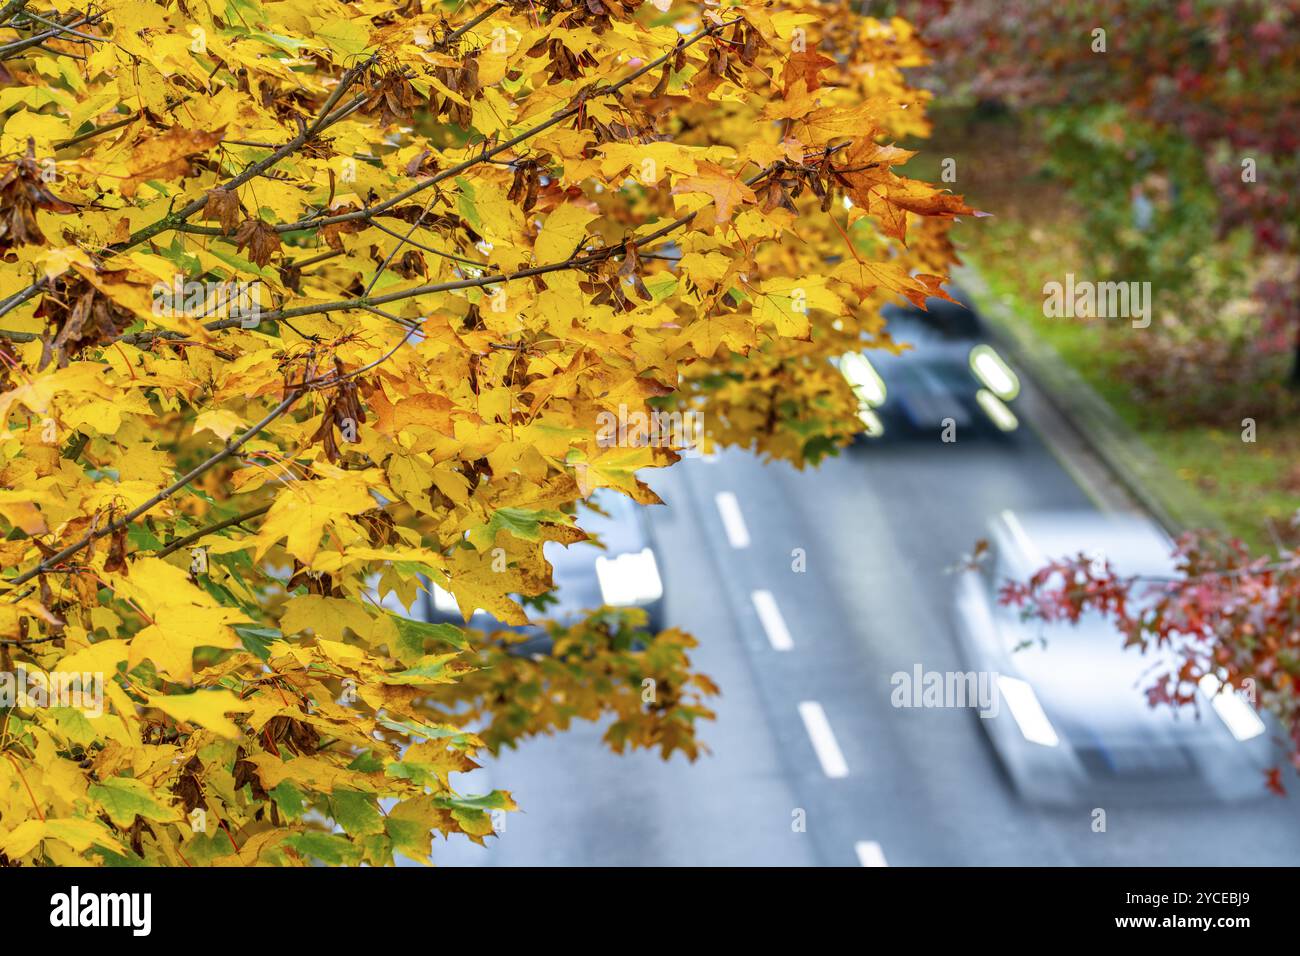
[989,510,1174,580]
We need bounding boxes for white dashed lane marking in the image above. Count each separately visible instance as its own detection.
[751,590,794,651]
[714,491,751,548]
[855,841,889,867]
[797,701,849,779]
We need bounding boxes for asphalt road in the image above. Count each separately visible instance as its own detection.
[428,422,1300,867]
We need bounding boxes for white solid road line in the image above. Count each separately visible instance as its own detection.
[714,491,751,548]
[751,589,794,651]
[855,841,889,867]
[797,701,849,778]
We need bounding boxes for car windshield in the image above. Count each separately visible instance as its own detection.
[882,300,982,343]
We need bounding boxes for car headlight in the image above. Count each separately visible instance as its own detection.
[969,344,1020,400]
[1198,673,1265,741]
[595,548,664,606]
[996,675,1060,747]
[838,352,886,407]
[857,407,884,437]
[975,389,1019,431]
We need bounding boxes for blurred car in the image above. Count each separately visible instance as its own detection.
[421,488,665,650]
[837,295,1021,439]
[953,509,1273,805]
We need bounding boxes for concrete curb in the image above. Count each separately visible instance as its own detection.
[953,264,1223,538]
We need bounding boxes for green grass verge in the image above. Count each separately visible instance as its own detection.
[901,108,1299,550]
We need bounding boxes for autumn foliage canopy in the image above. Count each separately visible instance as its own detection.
[0,0,971,864]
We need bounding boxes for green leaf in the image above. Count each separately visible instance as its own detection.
[467,507,572,549]
[456,177,481,232]
[388,613,467,665]
[234,624,279,661]
[384,761,439,788]
[384,816,431,861]
[347,750,384,774]
[88,776,182,828]
[432,790,513,812]
[378,717,478,749]
[285,831,361,866]
[331,789,385,837]
[646,273,679,303]
[387,653,461,685]
[48,707,97,746]
[270,781,305,821]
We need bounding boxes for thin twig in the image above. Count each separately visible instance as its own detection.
[154,503,272,559]
[3,389,305,591]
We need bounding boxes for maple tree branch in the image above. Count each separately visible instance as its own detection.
[267,19,737,235]
[54,95,195,150]
[365,193,441,296]
[0,140,839,348]
[54,110,138,148]
[16,8,103,42]
[0,19,725,323]
[154,503,273,559]
[442,1,503,46]
[204,149,832,328]
[3,319,421,589]
[0,63,375,322]
[0,148,813,346]
[0,9,100,58]
[362,219,490,267]
[309,322,426,389]
[0,631,64,647]
[289,248,344,269]
[306,53,375,138]
[0,0,31,24]
[176,216,489,270]
[3,389,305,592]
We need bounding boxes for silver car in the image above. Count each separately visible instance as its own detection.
[954,510,1273,805]
[423,488,665,646]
